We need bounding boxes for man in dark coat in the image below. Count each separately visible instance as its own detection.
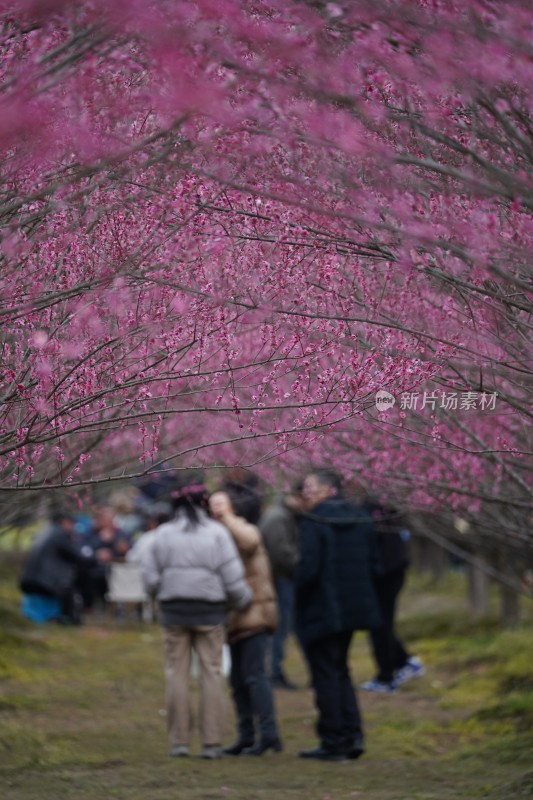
[20,511,95,624]
[295,468,381,761]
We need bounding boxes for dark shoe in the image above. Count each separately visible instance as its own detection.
[271,675,298,691]
[346,737,365,760]
[243,737,283,756]
[223,739,254,756]
[299,745,347,762]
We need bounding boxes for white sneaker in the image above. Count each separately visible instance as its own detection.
[395,656,425,685]
[201,745,223,759]
[170,745,190,757]
[360,678,397,693]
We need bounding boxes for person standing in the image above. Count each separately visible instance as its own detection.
[142,472,252,760]
[84,505,132,610]
[209,490,282,756]
[295,468,381,762]
[259,488,302,690]
[360,500,425,692]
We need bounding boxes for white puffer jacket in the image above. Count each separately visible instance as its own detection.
[141,509,252,610]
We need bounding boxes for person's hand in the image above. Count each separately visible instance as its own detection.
[97,548,113,563]
[285,493,304,513]
[209,491,233,520]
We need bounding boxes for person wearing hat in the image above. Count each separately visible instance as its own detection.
[141,471,252,760]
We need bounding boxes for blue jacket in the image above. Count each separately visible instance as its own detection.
[294,498,382,645]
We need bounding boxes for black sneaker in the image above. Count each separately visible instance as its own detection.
[346,737,365,760]
[223,739,254,755]
[299,745,347,762]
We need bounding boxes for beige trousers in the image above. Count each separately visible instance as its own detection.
[163,624,225,747]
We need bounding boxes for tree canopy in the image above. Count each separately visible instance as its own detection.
[1,1,531,576]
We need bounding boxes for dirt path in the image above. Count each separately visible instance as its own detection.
[1,580,532,800]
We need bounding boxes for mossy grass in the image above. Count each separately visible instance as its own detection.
[0,565,531,799]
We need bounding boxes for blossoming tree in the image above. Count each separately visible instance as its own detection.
[0,1,531,600]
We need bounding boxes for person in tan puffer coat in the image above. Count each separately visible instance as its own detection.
[209,491,282,756]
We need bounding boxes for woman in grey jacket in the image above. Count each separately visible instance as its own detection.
[142,472,252,759]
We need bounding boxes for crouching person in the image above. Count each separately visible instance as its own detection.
[20,509,95,625]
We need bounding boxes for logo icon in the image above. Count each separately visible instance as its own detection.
[375,390,396,412]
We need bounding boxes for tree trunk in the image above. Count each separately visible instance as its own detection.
[500,585,520,628]
[467,563,490,617]
[428,540,447,582]
[410,536,447,580]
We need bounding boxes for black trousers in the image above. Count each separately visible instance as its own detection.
[229,632,279,743]
[370,567,410,682]
[304,630,363,753]
[59,588,83,624]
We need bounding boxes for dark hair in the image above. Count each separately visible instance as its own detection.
[222,470,263,523]
[309,468,344,496]
[171,471,208,526]
[136,468,179,501]
[50,510,76,526]
[143,501,172,527]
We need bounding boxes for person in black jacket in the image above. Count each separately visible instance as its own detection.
[20,511,96,624]
[360,500,425,692]
[295,468,382,762]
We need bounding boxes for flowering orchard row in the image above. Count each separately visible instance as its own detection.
[0,1,531,573]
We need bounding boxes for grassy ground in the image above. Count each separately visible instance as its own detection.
[1,559,532,800]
